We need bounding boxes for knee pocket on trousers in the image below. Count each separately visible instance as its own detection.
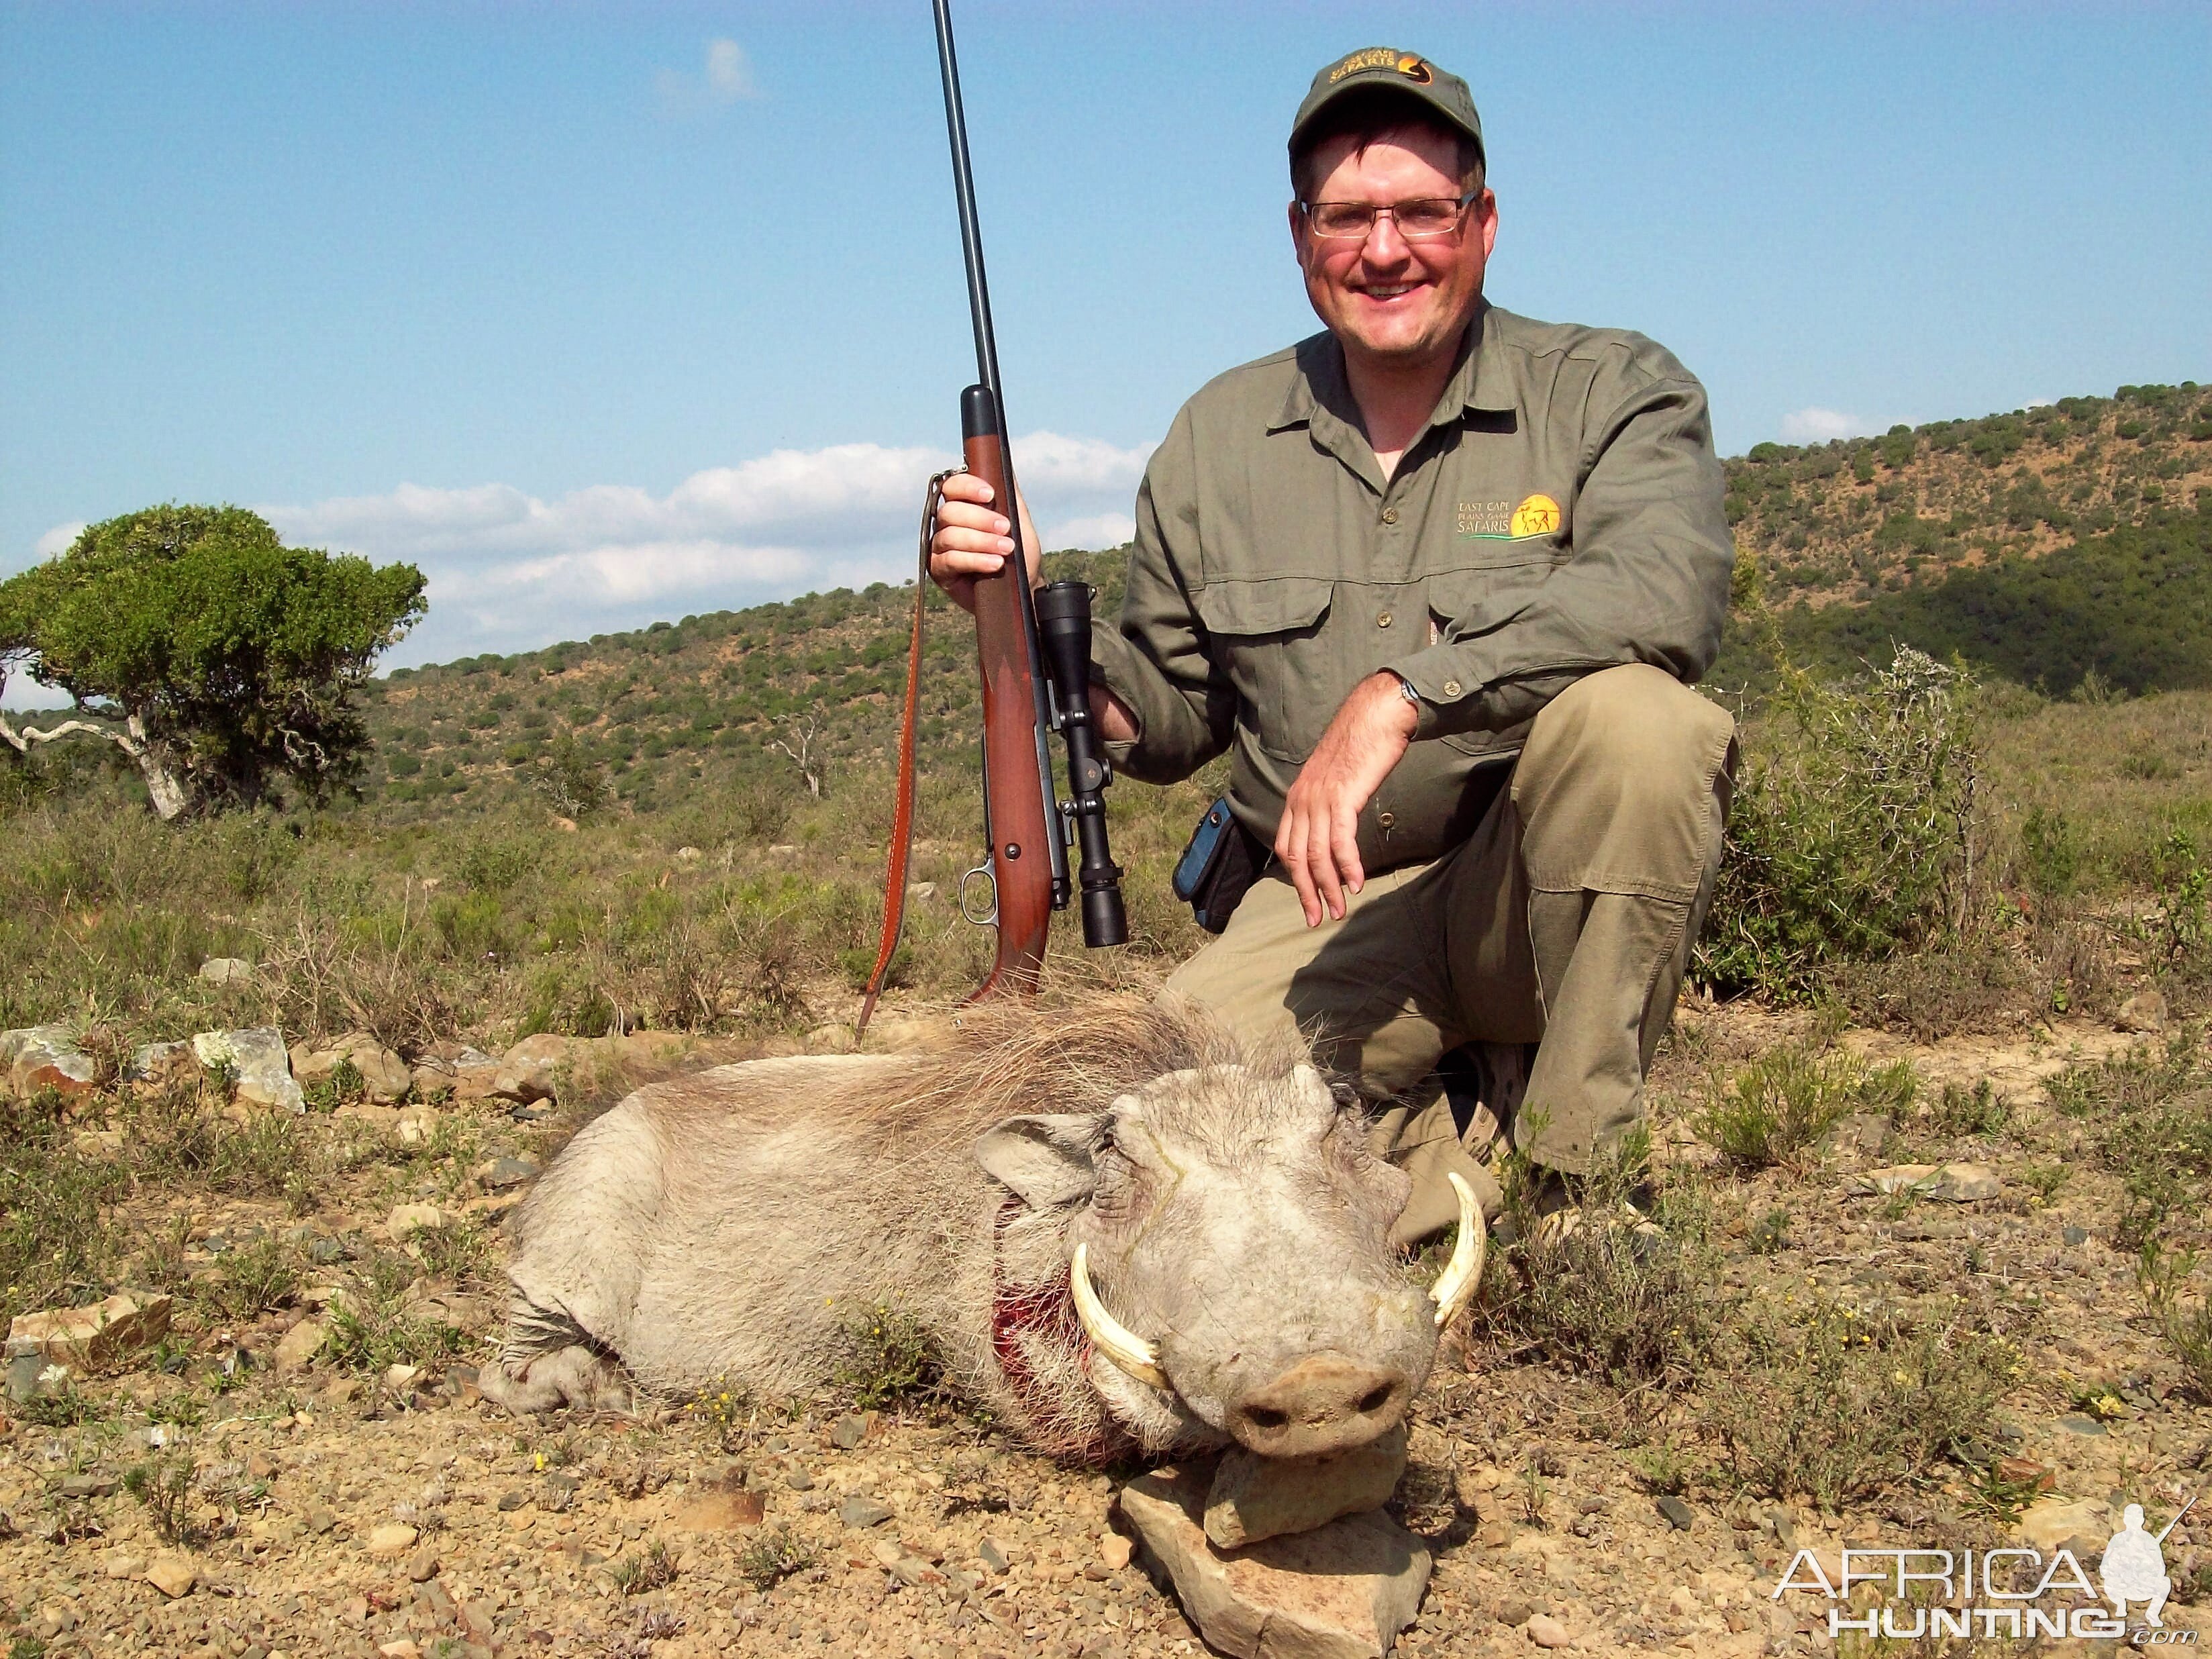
[1515,670,1735,900]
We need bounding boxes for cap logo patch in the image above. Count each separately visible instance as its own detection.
[1329,48,1406,83]
[1396,54,1433,83]
[1509,494,1562,538]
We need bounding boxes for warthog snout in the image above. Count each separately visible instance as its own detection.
[1227,1353,1410,1458]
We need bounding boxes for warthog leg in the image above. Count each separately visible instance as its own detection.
[479,1293,635,1415]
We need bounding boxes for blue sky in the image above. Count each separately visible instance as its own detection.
[3,1,2207,684]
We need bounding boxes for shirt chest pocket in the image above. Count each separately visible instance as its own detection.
[1193,576,1341,763]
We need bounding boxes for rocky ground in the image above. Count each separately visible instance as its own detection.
[9,997,2212,1658]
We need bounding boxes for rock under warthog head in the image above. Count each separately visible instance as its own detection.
[974,1060,1479,1460]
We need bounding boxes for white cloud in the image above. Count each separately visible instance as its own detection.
[34,521,85,559]
[1048,512,1136,549]
[253,432,1153,666]
[704,40,754,102]
[657,38,758,116]
[1779,406,1878,444]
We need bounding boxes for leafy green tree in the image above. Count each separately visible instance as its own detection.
[0,505,425,819]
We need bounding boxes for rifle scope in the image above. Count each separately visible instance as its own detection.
[1034,580,1127,948]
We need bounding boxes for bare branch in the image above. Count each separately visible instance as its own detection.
[0,710,122,754]
[279,725,329,771]
[766,713,824,799]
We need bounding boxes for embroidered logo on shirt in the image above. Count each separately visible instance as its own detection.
[1457,496,1562,540]
[1510,494,1562,538]
[1456,499,1511,537]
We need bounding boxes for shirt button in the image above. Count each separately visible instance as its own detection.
[1442,679,1463,697]
[1377,811,1395,829]
[1376,611,1394,629]
[1380,507,1399,525]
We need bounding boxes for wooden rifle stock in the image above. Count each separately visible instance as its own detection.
[960,409,1058,999]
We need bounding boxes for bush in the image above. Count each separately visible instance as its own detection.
[2140,1244,2212,1404]
[1476,1136,1727,1391]
[122,1451,205,1546]
[736,1525,815,1591]
[1705,1299,2017,1509]
[323,1250,464,1374]
[2019,806,2082,900]
[1697,1042,1916,1169]
[2052,1035,2212,1248]
[1701,645,1980,996]
[831,1299,941,1410]
[0,1094,123,1327]
[197,1235,303,1321]
[611,1538,679,1596]
[1929,1076,2007,1139]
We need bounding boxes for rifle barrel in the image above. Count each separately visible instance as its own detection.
[932,0,1001,399]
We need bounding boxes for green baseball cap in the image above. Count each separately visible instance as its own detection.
[1289,48,1484,168]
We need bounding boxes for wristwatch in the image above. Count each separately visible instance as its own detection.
[1389,672,1421,707]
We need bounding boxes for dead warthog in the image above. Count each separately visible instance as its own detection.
[480,997,1480,1462]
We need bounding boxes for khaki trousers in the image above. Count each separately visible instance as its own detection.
[1164,664,1736,1240]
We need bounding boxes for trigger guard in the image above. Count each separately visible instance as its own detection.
[958,864,999,927]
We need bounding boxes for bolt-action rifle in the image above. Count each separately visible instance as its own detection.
[854,0,1125,1035]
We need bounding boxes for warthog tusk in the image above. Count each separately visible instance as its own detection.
[1070,1243,1170,1391]
[1429,1171,1487,1327]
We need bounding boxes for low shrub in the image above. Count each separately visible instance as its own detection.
[1701,644,1981,997]
[323,1250,464,1374]
[2050,1034,2212,1248]
[1697,1042,1916,1170]
[1705,1299,2017,1509]
[1476,1136,1727,1391]
[121,1450,204,1546]
[0,1089,127,1327]
[736,1524,815,1591]
[197,1235,303,1322]
[830,1299,941,1411]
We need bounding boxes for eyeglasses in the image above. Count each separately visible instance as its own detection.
[1297,191,1482,241]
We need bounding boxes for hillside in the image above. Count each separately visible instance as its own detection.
[348,381,2212,823]
[1725,381,2209,604]
[1721,381,2212,693]
[358,550,1129,825]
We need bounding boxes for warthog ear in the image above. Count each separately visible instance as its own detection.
[974,1113,1107,1209]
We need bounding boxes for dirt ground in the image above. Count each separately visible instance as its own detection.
[8,1001,2212,1658]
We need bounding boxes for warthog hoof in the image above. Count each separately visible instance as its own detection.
[479,1344,635,1415]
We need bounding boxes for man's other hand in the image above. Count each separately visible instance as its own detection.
[926,470,1140,744]
[1275,672,1419,926]
[927,471,1043,612]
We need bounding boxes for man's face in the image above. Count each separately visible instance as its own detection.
[1290,124,1497,374]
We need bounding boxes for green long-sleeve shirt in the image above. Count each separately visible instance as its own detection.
[1090,300,1732,874]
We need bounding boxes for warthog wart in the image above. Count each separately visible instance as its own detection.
[481,997,1481,1462]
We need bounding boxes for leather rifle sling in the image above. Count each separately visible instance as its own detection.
[856,466,964,1038]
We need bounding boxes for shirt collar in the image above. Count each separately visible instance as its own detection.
[1267,301,1509,438]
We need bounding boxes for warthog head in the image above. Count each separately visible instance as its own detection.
[976,1059,1481,1460]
